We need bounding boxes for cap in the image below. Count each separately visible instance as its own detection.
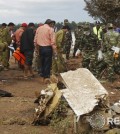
[21,23,28,27]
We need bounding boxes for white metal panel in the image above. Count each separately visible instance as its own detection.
[61,68,108,116]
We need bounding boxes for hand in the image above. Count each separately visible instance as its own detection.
[98,50,103,61]
[75,49,81,57]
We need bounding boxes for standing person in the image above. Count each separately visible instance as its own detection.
[79,23,101,76]
[32,23,43,72]
[93,21,102,41]
[14,23,28,48]
[0,23,12,70]
[63,19,72,60]
[20,23,35,79]
[7,22,15,61]
[34,19,56,82]
[73,23,83,57]
[102,23,120,82]
[1,23,7,29]
[0,23,7,70]
[52,26,69,75]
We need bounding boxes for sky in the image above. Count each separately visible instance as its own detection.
[0,0,95,24]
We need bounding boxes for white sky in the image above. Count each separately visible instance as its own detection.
[0,0,95,24]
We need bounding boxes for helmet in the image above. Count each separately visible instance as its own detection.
[107,23,113,28]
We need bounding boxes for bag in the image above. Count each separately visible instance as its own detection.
[13,48,25,65]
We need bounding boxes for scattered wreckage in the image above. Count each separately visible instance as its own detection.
[33,68,120,133]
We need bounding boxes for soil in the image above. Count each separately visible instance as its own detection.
[0,56,120,134]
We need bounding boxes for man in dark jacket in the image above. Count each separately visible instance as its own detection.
[20,22,35,78]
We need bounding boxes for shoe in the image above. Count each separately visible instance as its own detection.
[23,75,29,80]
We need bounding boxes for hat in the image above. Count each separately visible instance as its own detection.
[28,22,35,27]
[21,23,28,27]
[1,23,7,27]
[62,25,70,30]
[64,19,69,23]
[39,23,44,27]
[45,19,56,24]
[8,22,15,26]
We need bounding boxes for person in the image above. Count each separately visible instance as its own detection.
[0,23,7,70]
[7,22,15,61]
[93,21,102,41]
[32,23,43,72]
[1,23,7,29]
[0,23,12,70]
[52,25,70,75]
[102,23,120,81]
[34,19,56,83]
[73,23,83,57]
[20,23,35,79]
[79,22,101,76]
[14,23,28,48]
[63,19,72,60]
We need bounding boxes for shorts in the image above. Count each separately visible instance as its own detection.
[24,50,33,66]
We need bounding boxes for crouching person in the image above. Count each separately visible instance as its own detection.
[20,23,35,79]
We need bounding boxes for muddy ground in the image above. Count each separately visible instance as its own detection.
[0,56,120,134]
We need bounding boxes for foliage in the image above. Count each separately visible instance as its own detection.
[84,0,120,26]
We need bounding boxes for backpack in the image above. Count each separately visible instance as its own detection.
[13,47,25,66]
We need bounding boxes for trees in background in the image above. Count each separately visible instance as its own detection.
[84,0,120,26]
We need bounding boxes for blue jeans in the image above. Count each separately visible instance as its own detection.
[39,46,53,78]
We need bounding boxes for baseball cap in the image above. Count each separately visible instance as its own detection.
[21,23,28,27]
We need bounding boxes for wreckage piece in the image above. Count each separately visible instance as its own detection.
[33,84,62,125]
[60,68,110,132]
[111,102,120,114]
[0,89,13,97]
[60,68,108,116]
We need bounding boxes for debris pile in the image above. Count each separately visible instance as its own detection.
[33,69,120,134]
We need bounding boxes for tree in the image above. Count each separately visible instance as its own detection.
[84,0,120,25]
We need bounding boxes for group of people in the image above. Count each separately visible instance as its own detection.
[0,20,120,83]
[0,19,72,83]
[74,21,120,82]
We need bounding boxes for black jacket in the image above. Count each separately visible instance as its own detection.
[20,27,35,53]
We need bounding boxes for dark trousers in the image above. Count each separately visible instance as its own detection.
[39,46,53,78]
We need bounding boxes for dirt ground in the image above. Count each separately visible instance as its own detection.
[0,56,120,134]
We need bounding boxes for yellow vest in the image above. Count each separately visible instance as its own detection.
[93,26,102,40]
